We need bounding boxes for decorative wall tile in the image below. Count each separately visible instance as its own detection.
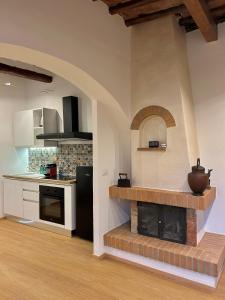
[28,144,92,176]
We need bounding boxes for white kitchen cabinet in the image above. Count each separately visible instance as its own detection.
[4,179,39,221]
[3,178,75,232]
[14,110,34,147]
[3,179,23,217]
[23,190,39,202]
[22,185,39,221]
[22,181,39,192]
[13,108,58,147]
[23,200,39,221]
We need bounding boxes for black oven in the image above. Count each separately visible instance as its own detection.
[39,185,65,225]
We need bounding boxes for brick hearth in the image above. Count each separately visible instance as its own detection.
[107,185,221,283]
[104,223,225,278]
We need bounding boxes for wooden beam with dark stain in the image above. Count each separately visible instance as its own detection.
[0,63,53,83]
[110,0,149,15]
[109,0,182,17]
[183,0,218,42]
[94,0,225,37]
[125,5,186,26]
[180,4,225,31]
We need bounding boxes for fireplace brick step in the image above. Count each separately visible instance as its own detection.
[104,223,225,277]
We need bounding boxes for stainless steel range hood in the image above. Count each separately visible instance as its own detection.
[36,96,92,141]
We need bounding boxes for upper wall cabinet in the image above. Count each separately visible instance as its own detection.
[14,108,58,147]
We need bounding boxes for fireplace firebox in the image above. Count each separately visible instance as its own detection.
[138,202,186,244]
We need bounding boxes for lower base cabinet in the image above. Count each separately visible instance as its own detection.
[4,179,39,221]
[4,179,23,218]
[3,178,75,231]
[23,200,39,221]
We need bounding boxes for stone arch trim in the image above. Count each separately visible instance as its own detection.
[131,105,176,130]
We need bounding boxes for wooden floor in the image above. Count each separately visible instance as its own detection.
[0,220,225,300]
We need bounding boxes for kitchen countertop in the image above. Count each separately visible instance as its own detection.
[3,174,77,186]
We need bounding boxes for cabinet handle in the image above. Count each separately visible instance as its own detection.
[23,189,39,193]
[23,199,38,203]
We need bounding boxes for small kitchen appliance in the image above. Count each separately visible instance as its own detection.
[45,163,57,178]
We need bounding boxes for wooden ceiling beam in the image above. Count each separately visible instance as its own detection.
[0,63,53,83]
[183,0,218,42]
[125,5,186,26]
[179,0,225,18]
[98,0,131,5]
[110,0,151,15]
[95,0,225,38]
[208,0,225,10]
[109,0,182,16]
[180,4,225,30]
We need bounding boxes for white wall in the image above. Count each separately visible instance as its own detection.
[93,100,130,255]
[186,23,225,234]
[0,0,131,116]
[24,74,92,132]
[0,74,28,216]
[131,17,198,191]
[0,1,132,241]
[0,1,131,253]
[0,74,28,175]
[0,61,131,255]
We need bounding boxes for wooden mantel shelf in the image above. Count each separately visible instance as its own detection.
[109,186,216,210]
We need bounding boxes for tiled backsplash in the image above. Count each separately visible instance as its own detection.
[28,144,93,176]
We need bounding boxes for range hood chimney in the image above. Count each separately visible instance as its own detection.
[63,96,79,132]
[36,96,92,141]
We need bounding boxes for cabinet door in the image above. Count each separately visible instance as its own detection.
[3,179,23,217]
[14,110,34,147]
[23,200,39,221]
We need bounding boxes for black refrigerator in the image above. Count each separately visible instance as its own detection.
[76,166,93,241]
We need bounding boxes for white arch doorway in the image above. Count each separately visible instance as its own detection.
[0,43,130,255]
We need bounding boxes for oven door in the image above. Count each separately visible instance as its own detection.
[39,186,65,225]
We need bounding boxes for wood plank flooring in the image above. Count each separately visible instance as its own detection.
[0,219,225,299]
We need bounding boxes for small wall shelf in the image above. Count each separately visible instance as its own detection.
[137,147,166,152]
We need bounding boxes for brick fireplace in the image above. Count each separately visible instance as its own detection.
[103,17,225,288]
[104,185,225,288]
[110,185,216,247]
[131,201,197,246]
